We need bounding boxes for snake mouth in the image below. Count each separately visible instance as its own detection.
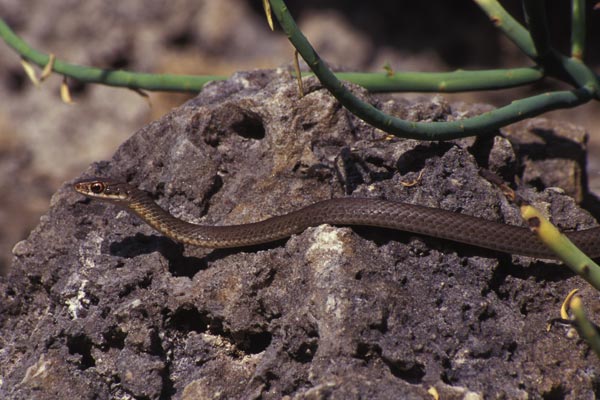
[73,181,91,195]
[73,181,89,192]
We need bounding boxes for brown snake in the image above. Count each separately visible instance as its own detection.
[73,178,600,259]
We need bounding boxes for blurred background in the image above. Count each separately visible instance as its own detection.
[0,0,598,273]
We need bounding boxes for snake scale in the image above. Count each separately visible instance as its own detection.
[73,178,600,259]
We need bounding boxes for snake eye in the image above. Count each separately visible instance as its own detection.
[90,182,105,194]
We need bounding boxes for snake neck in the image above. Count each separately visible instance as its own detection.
[126,192,192,241]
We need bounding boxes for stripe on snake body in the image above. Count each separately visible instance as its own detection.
[73,179,600,259]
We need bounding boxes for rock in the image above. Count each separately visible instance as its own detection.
[1,70,598,399]
[502,118,589,202]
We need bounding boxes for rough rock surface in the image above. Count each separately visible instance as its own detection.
[1,70,600,399]
[2,0,600,277]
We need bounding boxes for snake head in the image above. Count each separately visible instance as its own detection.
[73,178,134,205]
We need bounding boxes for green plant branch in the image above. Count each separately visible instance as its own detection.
[523,0,552,60]
[481,169,600,290]
[520,204,600,292]
[0,19,225,92]
[472,0,537,60]
[268,0,595,140]
[3,2,598,133]
[332,68,543,92]
[0,18,544,94]
[571,0,586,59]
[476,0,597,94]
[571,296,600,360]
[552,53,600,96]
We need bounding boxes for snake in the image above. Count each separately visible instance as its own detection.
[73,178,600,259]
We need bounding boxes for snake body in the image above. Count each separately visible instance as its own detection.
[73,179,600,259]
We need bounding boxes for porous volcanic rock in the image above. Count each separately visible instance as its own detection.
[1,70,599,399]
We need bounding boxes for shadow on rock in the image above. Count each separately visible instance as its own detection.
[109,234,208,278]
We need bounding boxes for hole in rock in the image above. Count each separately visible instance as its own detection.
[384,358,426,384]
[231,111,266,140]
[168,306,224,335]
[103,327,126,350]
[542,384,567,400]
[235,331,272,354]
[67,334,95,370]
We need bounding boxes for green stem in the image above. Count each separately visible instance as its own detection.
[1,17,543,94]
[571,297,600,360]
[521,204,600,291]
[333,68,543,92]
[472,0,537,59]
[571,0,586,60]
[269,0,593,140]
[552,53,600,95]
[0,19,225,92]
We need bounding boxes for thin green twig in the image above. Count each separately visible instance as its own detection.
[0,19,224,92]
[571,0,586,60]
[472,0,537,59]
[520,204,600,291]
[268,0,594,140]
[552,53,600,95]
[571,297,600,360]
[0,18,544,94]
[482,169,600,289]
[333,68,543,92]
